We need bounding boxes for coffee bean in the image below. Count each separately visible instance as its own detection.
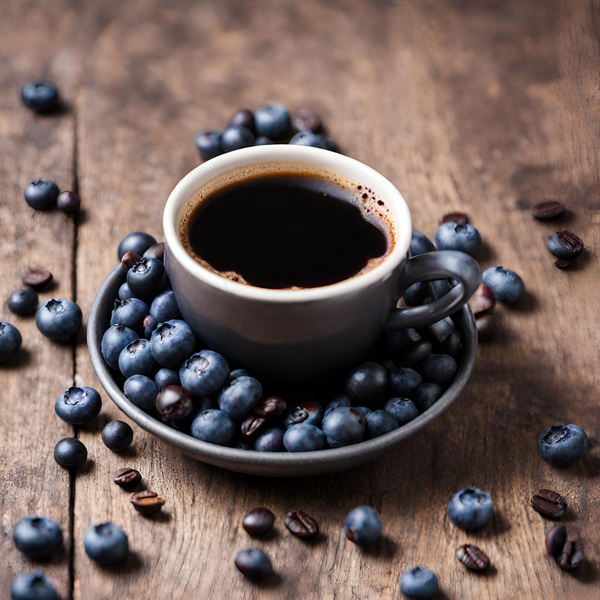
[113,467,142,488]
[130,490,165,514]
[476,313,498,342]
[470,284,496,315]
[456,544,489,570]
[285,510,319,538]
[547,231,584,260]
[143,243,165,261]
[22,267,53,287]
[531,489,567,518]
[122,252,142,271]
[557,536,584,570]
[242,508,275,536]
[545,525,566,557]
[293,108,322,133]
[156,385,193,421]
[254,396,287,418]
[440,211,469,224]
[530,200,565,221]
[555,259,571,269]
[241,415,266,437]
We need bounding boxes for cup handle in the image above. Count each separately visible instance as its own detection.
[385,250,481,330]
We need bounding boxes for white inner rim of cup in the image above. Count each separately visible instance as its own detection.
[163,145,412,302]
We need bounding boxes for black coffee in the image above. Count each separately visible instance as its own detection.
[182,173,390,289]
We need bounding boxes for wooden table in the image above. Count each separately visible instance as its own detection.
[1,1,599,598]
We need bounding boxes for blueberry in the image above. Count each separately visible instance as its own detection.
[354,406,372,416]
[384,398,419,425]
[142,314,158,339]
[83,522,128,566]
[110,298,149,330]
[221,126,255,152]
[56,190,80,214]
[435,221,481,256]
[13,517,62,560]
[235,547,273,581]
[254,428,285,452]
[123,375,158,412]
[410,230,436,256]
[396,339,432,368]
[23,180,59,210]
[118,231,157,260]
[150,290,182,322]
[403,282,429,307]
[11,572,58,600]
[411,383,444,412]
[228,109,255,133]
[150,319,195,368]
[381,329,421,355]
[482,267,524,304]
[54,438,87,468]
[400,567,439,599]
[389,367,422,397]
[323,394,352,420]
[35,299,82,341]
[154,367,181,390]
[420,354,457,385]
[537,424,587,466]
[190,409,236,446]
[118,282,135,301]
[194,130,223,161]
[21,81,59,113]
[254,103,291,140]
[227,368,249,383]
[102,420,133,451]
[447,487,493,530]
[55,386,102,424]
[345,362,388,406]
[101,324,139,370]
[127,257,166,301]
[289,131,330,149]
[8,288,38,316]
[365,410,399,438]
[322,407,365,448]
[0,322,22,363]
[180,350,230,396]
[118,338,158,378]
[283,423,326,452]
[344,506,382,546]
[283,401,323,429]
[217,375,262,420]
[254,136,273,145]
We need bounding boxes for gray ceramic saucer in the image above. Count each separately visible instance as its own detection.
[88,266,478,477]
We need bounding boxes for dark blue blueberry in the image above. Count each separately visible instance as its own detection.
[118,231,157,260]
[21,81,59,113]
[254,428,285,452]
[56,190,80,214]
[0,322,22,363]
[154,367,181,390]
[323,394,352,420]
[228,109,255,133]
[53,438,87,468]
[127,258,166,301]
[150,290,181,322]
[118,338,158,378]
[289,131,330,149]
[221,126,255,152]
[118,282,135,301]
[381,328,421,355]
[23,180,59,210]
[35,299,82,341]
[345,362,388,406]
[190,409,236,446]
[195,397,213,413]
[435,221,481,256]
[83,522,128,566]
[142,314,158,339]
[322,407,366,448]
[55,386,102,425]
[235,548,273,581]
[101,324,139,370]
[178,350,228,397]
[482,267,524,304]
[11,571,58,600]
[283,402,323,429]
[410,230,436,256]
[537,424,587,466]
[403,282,429,307]
[400,567,439,600]
[194,130,223,161]
[8,288,38,315]
[226,368,249,383]
[396,339,433,368]
[365,410,399,438]
[217,375,262,420]
[411,383,444,412]
[123,375,158,412]
[150,319,195,368]
[110,298,149,330]
[420,354,457,385]
[389,367,422,397]
[344,506,382,546]
[283,423,326,452]
[254,136,273,145]
[384,398,419,425]
[354,406,372,416]
[13,517,62,560]
[102,420,133,451]
[254,103,291,140]
[447,487,493,530]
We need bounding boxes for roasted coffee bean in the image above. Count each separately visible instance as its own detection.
[113,468,142,488]
[547,231,584,260]
[285,510,319,538]
[557,536,584,570]
[470,284,496,315]
[241,415,266,437]
[242,508,275,536]
[456,544,489,570]
[545,525,567,557]
[293,108,322,133]
[22,267,53,287]
[130,490,165,514]
[254,396,287,418]
[122,252,142,271]
[155,385,193,421]
[476,314,498,342]
[440,211,469,224]
[555,259,571,269]
[143,243,165,261]
[531,490,567,518]
[530,200,565,221]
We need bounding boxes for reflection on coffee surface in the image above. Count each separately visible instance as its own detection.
[181,172,393,289]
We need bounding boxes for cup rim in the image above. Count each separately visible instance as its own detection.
[163,145,412,303]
